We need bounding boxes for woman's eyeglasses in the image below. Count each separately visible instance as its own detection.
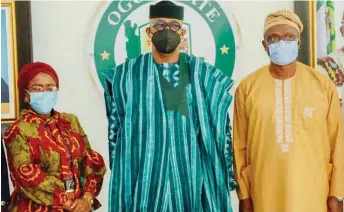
[27,84,58,93]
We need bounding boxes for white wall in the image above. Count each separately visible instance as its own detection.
[30,1,294,211]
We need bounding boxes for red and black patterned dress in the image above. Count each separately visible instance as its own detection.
[3,110,106,212]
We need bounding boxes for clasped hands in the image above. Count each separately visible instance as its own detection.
[62,192,92,212]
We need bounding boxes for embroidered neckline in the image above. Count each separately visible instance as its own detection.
[275,79,293,152]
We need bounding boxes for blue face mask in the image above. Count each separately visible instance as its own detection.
[268,40,298,65]
[29,92,58,114]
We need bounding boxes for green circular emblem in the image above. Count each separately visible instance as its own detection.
[94,0,236,89]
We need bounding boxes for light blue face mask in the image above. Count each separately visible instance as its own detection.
[268,40,298,65]
[29,91,58,114]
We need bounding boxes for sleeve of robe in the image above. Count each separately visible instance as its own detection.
[327,81,344,197]
[3,124,66,207]
[73,117,106,198]
[225,116,237,190]
[200,63,236,190]
[233,84,251,200]
[103,69,120,170]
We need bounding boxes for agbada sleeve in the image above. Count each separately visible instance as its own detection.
[4,125,66,207]
[233,85,251,200]
[224,116,237,190]
[199,63,236,191]
[103,70,121,170]
[327,82,344,197]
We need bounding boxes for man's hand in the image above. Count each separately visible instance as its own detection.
[62,200,75,211]
[239,198,254,212]
[71,199,92,212]
[327,196,343,212]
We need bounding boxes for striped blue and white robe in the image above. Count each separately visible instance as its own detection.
[104,53,236,212]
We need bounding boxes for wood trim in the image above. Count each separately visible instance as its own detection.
[15,1,33,111]
[294,1,314,67]
[1,1,19,122]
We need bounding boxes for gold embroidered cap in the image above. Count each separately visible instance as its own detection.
[264,9,303,34]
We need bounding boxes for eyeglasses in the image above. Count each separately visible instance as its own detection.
[27,84,58,93]
[150,20,182,32]
[266,35,299,44]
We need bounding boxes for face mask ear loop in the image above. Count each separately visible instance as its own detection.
[149,26,156,37]
[24,89,31,104]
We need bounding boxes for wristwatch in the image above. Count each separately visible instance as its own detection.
[64,179,75,191]
[335,197,344,202]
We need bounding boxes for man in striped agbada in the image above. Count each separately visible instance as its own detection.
[103,1,236,211]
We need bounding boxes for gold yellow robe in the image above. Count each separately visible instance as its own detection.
[233,62,344,212]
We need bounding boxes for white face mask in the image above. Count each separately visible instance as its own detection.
[29,91,58,114]
[268,40,298,66]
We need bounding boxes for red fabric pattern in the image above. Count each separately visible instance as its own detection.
[4,110,106,212]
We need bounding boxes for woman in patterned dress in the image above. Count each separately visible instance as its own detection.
[3,62,106,212]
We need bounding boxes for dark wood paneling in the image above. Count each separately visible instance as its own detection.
[15,1,32,110]
[294,1,311,66]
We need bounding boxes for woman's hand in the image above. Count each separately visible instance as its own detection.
[61,191,76,211]
[66,191,75,201]
[62,200,75,211]
[70,199,92,212]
